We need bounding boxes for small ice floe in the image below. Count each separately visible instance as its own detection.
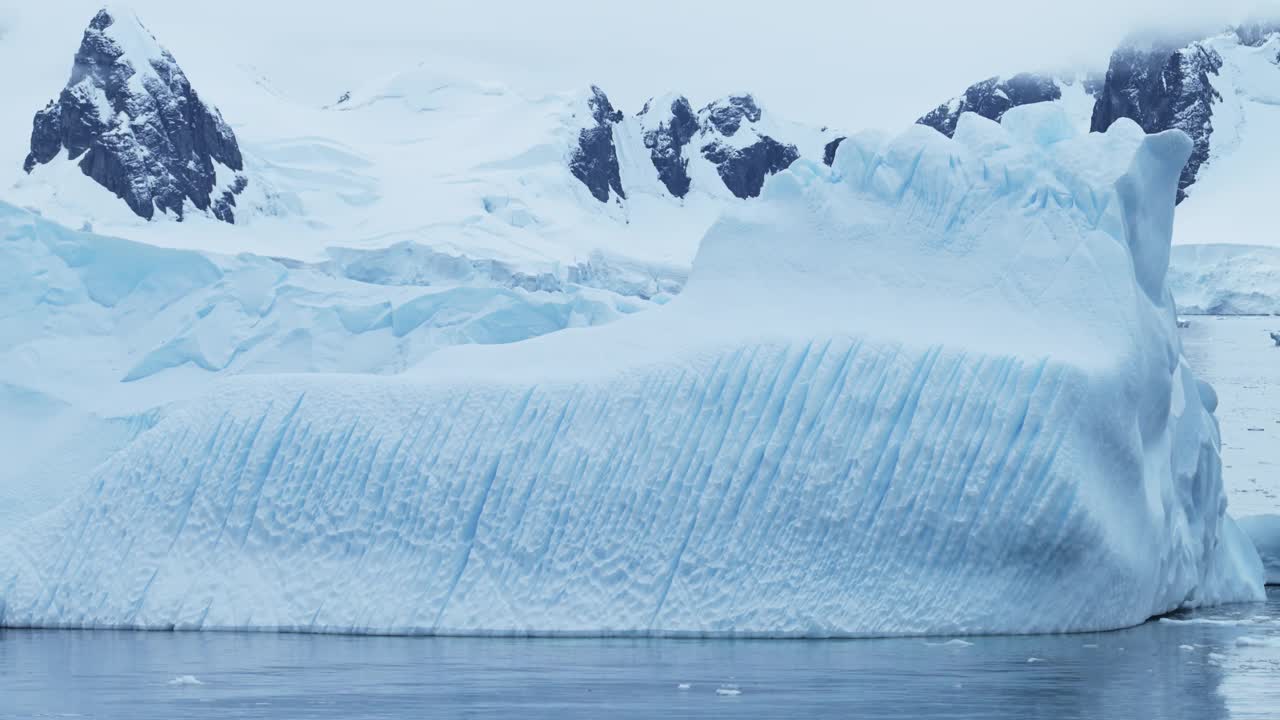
[716,684,742,697]
[167,675,205,686]
[1026,657,1046,664]
[1177,318,1191,329]
[1082,644,1099,649]
[1235,636,1280,648]
[1161,617,1255,627]
[926,639,974,648]
[676,683,692,690]
[1179,644,1196,651]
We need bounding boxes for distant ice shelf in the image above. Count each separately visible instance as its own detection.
[1239,516,1280,585]
[0,105,1265,636]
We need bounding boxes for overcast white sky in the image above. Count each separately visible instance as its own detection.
[5,1,1279,130]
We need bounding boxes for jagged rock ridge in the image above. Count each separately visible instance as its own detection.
[568,86,626,203]
[696,95,800,199]
[918,73,1081,138]
[573,89,806,203]
[640,96,698,198]
[23,8,247,223]
[1090,42,1223,203]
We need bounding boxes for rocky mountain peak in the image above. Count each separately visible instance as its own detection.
[640,95,698,198]
[702,94,762,136]
[697,94,798,199]
[1090,41,1223,202]
[569,85,626,204]
[918,73,1076,138]
[23,7,248,223]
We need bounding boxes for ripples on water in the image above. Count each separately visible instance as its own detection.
[2,588,1277,720]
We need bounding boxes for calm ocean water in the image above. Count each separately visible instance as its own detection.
[1,588,1276,719]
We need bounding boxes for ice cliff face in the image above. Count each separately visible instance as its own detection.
[0,105,1262,636]
[1238,515,1280,585]
[22,8,247,223]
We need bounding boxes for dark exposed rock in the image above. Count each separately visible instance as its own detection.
[569,86,625,203]
[701,137,799,199]
[1090,42,1223,202]
[574,89,798,202]
[823,137,846,167]
[918,73,1066,137]
[702,95,761,136]
[641,96,698,198]
[695,93,799,198]
[23,9,247,223]
[24,102,63,171]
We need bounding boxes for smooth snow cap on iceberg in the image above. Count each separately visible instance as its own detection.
[0,104,1264,637]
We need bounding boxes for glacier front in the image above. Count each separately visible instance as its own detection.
[0,105,1264,637]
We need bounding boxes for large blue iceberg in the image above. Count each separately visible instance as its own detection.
[0,105,1264,636]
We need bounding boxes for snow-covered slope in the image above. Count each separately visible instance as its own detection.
[5,9,838,280]
[1171,30,1280,248]
[0,105,1262,636]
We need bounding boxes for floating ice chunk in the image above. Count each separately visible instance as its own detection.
[1235,636,1280,648]
[167,675,204,686]
[676,683,692,690]
[716,685,742,697]
[1026,658,1047,664]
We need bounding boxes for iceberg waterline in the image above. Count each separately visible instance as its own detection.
[0,105,1265,636]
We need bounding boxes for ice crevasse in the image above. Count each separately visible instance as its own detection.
[0,104,1265,636]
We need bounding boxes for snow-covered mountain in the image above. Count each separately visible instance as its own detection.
[22,8,247,223]
[6,13,836,298]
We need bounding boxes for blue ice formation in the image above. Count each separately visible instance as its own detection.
[0,105,1264,636]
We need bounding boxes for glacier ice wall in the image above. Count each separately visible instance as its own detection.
[0,200,649,531]
[0,105,1264,636]
[1239,515,1280,585]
